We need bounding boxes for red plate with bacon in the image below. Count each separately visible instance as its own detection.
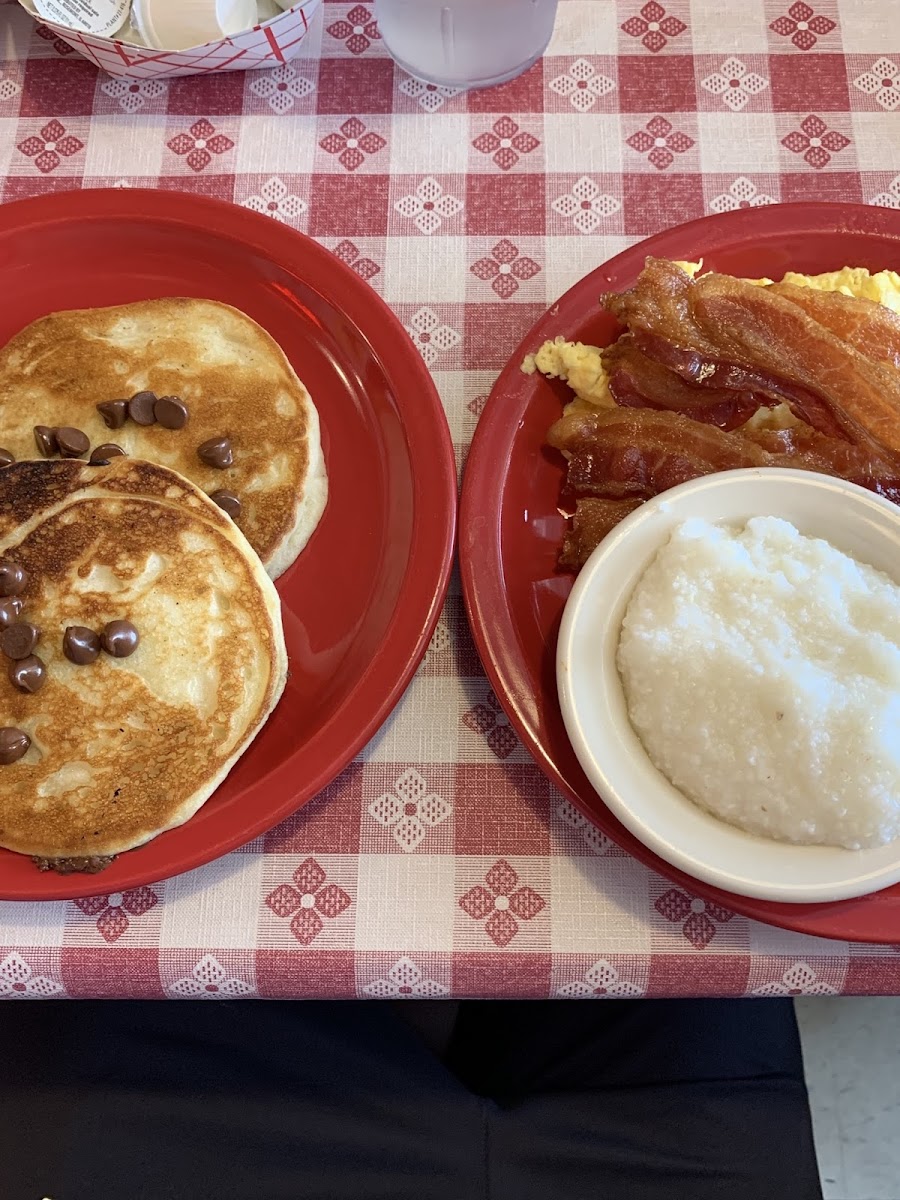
[460,202,900,943]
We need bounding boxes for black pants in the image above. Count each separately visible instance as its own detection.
[0,998,821,1200]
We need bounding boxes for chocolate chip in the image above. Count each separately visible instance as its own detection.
[0,561,27,597]
[89,443,126,465]
[56,427,90,458]
[33,426,58,457]
[209,490,241,520]
[101,619,139,658]
[63,625,101,665]
[97,400,128,429]
[197,436,233,470]
[0,597,23,629]
[154,395,189,429]
[128,390,157,426]
[0,622,40,660]
[0,449,14,468]
[9,654,46,694]
[0,727,29,764]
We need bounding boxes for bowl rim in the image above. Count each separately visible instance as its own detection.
[556,467,900,904]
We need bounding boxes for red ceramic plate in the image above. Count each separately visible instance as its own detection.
[461,202,900,944]
[0,189,456,901]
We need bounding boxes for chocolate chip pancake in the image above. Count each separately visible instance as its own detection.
[0,298,327,578]
[0,457,287,861]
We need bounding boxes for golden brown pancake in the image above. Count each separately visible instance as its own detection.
[0,457,287,859]
[0,298,327,578]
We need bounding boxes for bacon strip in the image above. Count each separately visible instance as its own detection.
[607,259,900,460]
[603,337,770,430]
[743,423,890,476]
[606,258,707,351]
[631,330,848,441]
[560,498,643,568]
[549,407,900,503]
[548,409,770,499]
[771,282,900,370]
[549,262,900,570]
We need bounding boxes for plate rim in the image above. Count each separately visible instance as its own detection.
[0,188,457,901]
[460,201,900,944]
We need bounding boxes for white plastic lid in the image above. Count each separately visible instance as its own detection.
[32,0,130,37]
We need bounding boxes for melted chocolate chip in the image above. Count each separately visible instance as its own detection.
[0,727,30,764]
[128,391,157,426]
[154,396,189,429]
[33,426,58,457]
[9,654,46,694]
[56,426,90,458]
[197,436,234,470]
[63,625,101,665]
[0,597,23,629]
[97,400,128,429]
[0,449,14,468]
[0,622,40,660]
[101,619,139,658]
[209,490,241,520]
[89,443,126,465]
[0,561,27,597]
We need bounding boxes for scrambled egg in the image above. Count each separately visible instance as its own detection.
[521,336,615,407]
[781,266,900,314]
[522,264,900,412]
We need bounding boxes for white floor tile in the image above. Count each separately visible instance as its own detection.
[796,996,900,1200]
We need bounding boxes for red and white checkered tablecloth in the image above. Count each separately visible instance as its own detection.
[0,0,898,1000]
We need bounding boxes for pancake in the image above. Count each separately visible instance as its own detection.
[0,457,287,862]
[0,298,327,578]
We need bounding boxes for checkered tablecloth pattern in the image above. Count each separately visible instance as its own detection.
[0,0,898,999]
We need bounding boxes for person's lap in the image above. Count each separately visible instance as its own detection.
[447,999,821,1199]
[0,998,821,1200]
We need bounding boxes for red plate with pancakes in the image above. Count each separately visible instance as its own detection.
[461,202,900,944]
[0,189,456,900]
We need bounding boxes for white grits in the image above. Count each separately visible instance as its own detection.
[617,516,900,849]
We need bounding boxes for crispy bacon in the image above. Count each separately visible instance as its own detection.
[771,282,900,370]
[548,407,900,537]
[560,498,643,568]
[606,257,706,350]
[607,259,900,460]
[548,261,900,570]
[548,409,771,499]
[742,424,900,500]
[551,407,900,492]
[602,337,770,430]
[743,423,887,475]
[631,330,849,442]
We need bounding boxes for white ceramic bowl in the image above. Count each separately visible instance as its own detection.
[557,468,900,904]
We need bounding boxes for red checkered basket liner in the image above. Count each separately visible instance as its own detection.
[16,0,320,76]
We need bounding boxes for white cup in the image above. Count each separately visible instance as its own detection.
[374,0,558,90]
[131,0,257,48]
